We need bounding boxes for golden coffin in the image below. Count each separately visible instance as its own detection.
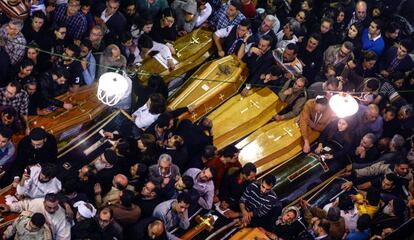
[208,87,286,150]
[229,228,270,240]
[132,29,215,85]
[168,55,247,121]
[236,118,320,175]
[28,84,108,143]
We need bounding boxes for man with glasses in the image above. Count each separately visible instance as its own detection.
[239,175,280,227]
[97,207,123,240]
[149,153,180,190]
[322,41,354,74]
[0,193,71,240]
[88,25,106,54]
[53,0,87,41]
[251,15,278,49]
[379,38,414,79]
[346,0,370,30]
[0,81,29,134]
[0,19,26,65]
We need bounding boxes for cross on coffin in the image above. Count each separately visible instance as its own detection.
[219,93,225,101]
[240,100,261,114]
[180,215,215,240]
[273,127,294,142]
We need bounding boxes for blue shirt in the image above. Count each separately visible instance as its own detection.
[361,28,385,57]
[346,229,369,240]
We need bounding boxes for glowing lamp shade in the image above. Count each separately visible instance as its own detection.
[97,72,129,106]
[329,93,359,118]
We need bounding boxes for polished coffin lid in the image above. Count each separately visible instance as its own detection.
[168,55,247,121]
[229,228,270,240]
[208,87,286,150]
[131,29,215,85]
[28,84,108,142]
[236,118,320,175]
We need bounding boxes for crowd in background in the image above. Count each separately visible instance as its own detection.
[0,0,413,239]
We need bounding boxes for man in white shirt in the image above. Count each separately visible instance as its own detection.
[16,163,62,199]
[132,93,166,130]
[136,34,176,70]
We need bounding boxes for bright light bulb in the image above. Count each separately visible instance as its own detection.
[329,93,359,118]
[97,72,129,106]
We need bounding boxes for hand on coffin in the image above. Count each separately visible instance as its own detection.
[187,104,195,113]
[314,145,323,154]
[273,114,285,121]
[241,210,252,225]
[167,59,175,71]
[63,102,73,110]
[166,43,176,55]
[299,199,311,209]
[178,30,187,37]
[341,182,353,191]
[241,87,251,97]
[0,204,10,213]
[103,132,114,140]
[37,108,52,116]
[218,50,225,58]
[303,141,311,153]
[323,154,333,159]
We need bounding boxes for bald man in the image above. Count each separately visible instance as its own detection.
[94,174,128,207]
[130,217,167,239]
[347,1,370,29]
[354,104,383,139]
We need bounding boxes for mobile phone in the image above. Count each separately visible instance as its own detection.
[323,146,332,152]
[47,106,57,111]
[25,167,31,175]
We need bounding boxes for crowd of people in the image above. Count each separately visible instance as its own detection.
[0,0,413,239]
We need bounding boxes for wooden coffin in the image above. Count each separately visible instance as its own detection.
[236,118,320,175]
[27,84,109,144]
[57,110,134,172]
[229,228,270,240]
[261,141,347,203]
[306,177,357,208]
[0,185,18,233]
[168,55,247,121]
[131,29,215,85]
[208,87,286,150]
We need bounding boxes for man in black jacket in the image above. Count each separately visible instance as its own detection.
[4,127,58,186]
[130,217,167,240]
[94,0,126,44]
[39,67,73,110]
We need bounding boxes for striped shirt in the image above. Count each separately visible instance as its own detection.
[240,182,280,217]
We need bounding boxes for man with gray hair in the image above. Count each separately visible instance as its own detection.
[346,1,370,29]
[250,14,278,49]
[0,19,26,65]
[148,153,180,189]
